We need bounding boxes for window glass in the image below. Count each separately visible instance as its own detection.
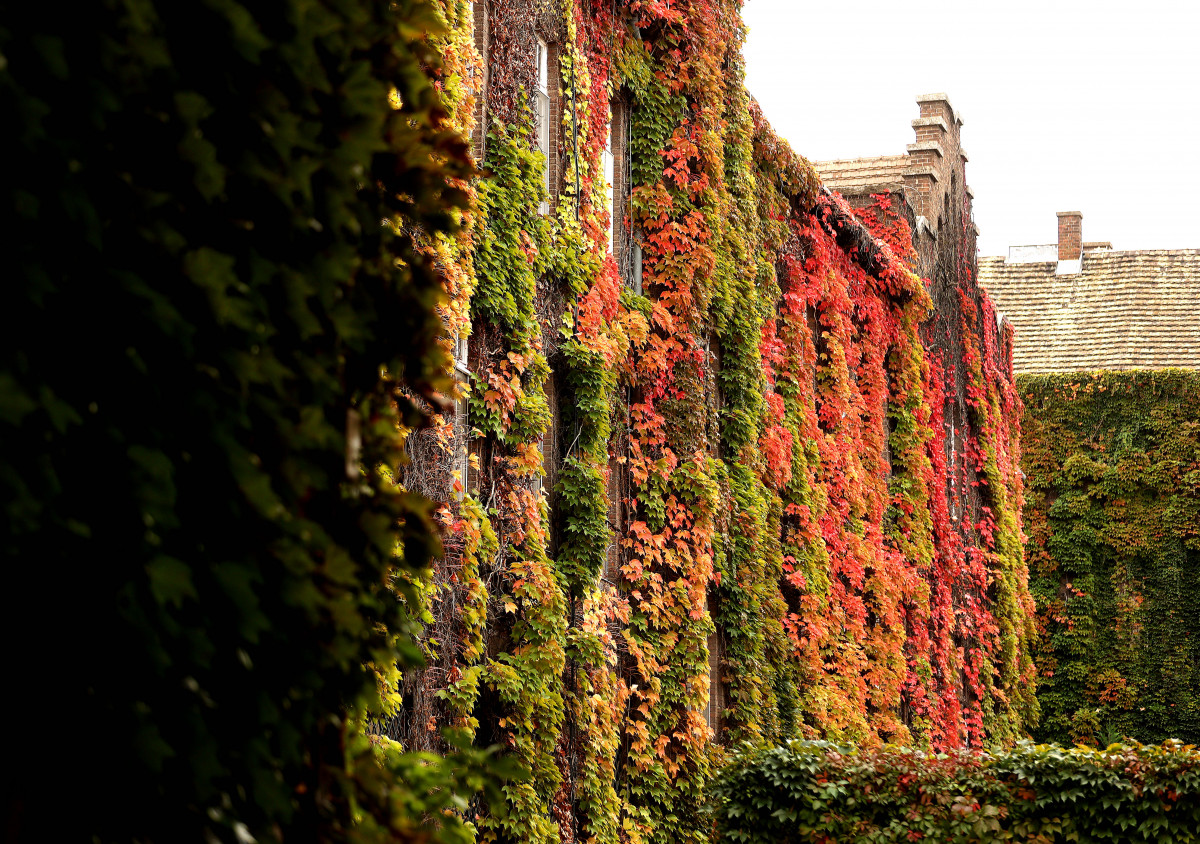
[537,40,548,93]
[454,393,470,501]
[603,118,614,253]
[536,39,550,214]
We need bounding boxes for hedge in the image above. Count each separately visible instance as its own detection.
[711,740,1200,843]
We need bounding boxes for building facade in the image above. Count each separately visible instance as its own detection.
[386,5,1037,842]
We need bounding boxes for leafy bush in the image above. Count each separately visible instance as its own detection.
[0,1,491,841]
[711,740,1200,843]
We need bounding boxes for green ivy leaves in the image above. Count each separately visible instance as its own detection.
[1022,371,1200,747]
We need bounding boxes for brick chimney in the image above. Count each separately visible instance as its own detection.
[1057,211,1082,261]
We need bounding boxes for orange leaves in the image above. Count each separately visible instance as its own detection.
[758,170,1036,750]
[481,359,523,423]
[760,419,794,490]
[628,0,685,28]
[518,227,539,263]
[507,440,544,478]
[635,182,676,223]
[660,122,711,201]
[661,126,695,190]
[644,210,712,271]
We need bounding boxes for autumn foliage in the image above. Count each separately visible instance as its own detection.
[386,2,1039,843]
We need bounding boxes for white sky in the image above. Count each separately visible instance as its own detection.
[741,0,1200,256]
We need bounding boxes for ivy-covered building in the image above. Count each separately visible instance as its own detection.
[388,3,1037,842]
[815,93,1010,597]
[980,215,1200,746]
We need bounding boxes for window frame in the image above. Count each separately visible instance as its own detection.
[536,38,551,215]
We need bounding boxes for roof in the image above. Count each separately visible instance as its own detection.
[978,249,1200,373]
[813,155,908,195]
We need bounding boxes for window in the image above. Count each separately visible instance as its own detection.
[630,238,643,296]
[536,39,550,215]
[345,408,362,480]
[608,95,641,293]
[603,117,615,253]
[536,365,562,506]
[704,597,725,735]
[454,394,471,501]
[452,331,472,501]
[946,397,959,522]
[453,331,470,378]
[532,437,544,497]
[882,399,893,475]
[604,448,621,582]
[467,0,488,164]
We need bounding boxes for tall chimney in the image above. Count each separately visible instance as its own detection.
[1057,211,1082,261]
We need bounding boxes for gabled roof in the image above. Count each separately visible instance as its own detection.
[978,249,1200,373]
[813,155,908,195]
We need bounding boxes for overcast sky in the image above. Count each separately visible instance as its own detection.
[741,0,1200,256]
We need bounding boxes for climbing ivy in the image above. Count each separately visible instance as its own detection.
[4,1,1045,842]
[1021,370,1200,746]
[398,1,1036,842]
[0,1,503,842]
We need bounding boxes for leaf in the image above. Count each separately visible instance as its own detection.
[146,555,197,607]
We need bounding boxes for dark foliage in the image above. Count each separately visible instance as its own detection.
[0,1,481,840]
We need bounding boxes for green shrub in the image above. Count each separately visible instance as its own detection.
[0,1,491,841]
[711,740,1200,843]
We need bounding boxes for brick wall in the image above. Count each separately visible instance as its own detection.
[903,94,964,224]
[897,95,976,283]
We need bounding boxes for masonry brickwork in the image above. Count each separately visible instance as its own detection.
[1056,211,1082,261]
[814,94,976,285]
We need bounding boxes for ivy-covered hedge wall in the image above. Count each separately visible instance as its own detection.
[1,2,499,841]
[711,739,1200,843]
[1021,370,1200,747]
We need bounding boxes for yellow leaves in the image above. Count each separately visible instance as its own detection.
[621,307,650,348]
[506,440,544,478]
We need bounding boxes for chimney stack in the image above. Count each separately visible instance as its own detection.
[1057,211,1082,261]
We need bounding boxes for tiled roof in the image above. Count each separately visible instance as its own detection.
[813,155,908,195]
[978,250,1200,373]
